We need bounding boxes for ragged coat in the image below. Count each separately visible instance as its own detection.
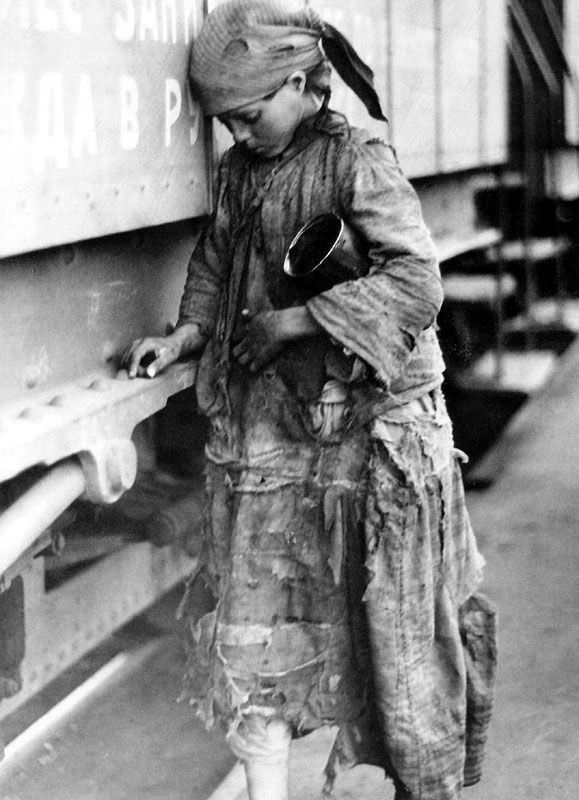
[177,108,496,800]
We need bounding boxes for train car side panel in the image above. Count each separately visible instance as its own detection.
[564,0,579,145]
[0,0,209,258]
[389,0,437,176]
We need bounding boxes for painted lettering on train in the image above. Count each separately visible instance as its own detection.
[0,0,209,254]
[1,1,202,171]
[1,0,199,42]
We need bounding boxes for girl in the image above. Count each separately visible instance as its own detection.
[125,2,496,798]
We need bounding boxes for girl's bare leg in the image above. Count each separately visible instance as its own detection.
[228,714,291,800]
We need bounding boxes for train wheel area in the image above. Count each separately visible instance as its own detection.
[0,586,237,800]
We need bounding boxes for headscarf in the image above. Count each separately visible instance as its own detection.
[189,0,386,120]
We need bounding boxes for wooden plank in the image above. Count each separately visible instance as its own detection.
[442,274,516,304]
[482,0,509,164]
[439,0,482,171]
[389,0,437,176]
[486,237,570,263]
[436,227,502,262]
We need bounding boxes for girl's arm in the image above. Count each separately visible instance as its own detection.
[233,305,322,373]
[306,137,442,389]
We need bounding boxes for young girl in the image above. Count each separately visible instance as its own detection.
[125,2,496,798]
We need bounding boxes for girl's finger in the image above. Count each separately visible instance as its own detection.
[145,347,174,378]
[233,338,250,359]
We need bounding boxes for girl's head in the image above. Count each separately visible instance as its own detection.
[189,1,326,118]
[216,65,330,158]
[189,0,385,154]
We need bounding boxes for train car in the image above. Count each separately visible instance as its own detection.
[0,0,210,725]
[0,0,577,760]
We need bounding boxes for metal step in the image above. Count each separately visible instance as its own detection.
[486,236,570,264]
[459,349,558,394]
[504,298,579,334]
[443,273,517,305]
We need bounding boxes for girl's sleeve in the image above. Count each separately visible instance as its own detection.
[177,157,232,336]
[306,138,443,389]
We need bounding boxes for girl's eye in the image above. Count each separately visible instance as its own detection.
[242,112,261,125]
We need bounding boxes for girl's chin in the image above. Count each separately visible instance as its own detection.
[246,142,289,159]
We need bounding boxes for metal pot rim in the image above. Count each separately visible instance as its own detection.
[283,213,345,278]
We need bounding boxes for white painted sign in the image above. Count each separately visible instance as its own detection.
[0,0,209,257]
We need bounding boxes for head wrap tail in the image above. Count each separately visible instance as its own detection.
[189,0,387,121]
[321,23,386,122]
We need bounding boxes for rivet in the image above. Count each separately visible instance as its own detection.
[61,245,75,265]
[88,379,109,391]
[102,341,117,362]
[19,407,42,420]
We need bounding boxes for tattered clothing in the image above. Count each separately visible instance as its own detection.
[178,109,496,799]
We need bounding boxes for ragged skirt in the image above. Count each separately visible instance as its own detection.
[180,387,496,800]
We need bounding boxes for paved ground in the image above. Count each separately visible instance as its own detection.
[2,340,579,800]
[458,339,579,800]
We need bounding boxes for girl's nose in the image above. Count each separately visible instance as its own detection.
[229,121,251,144]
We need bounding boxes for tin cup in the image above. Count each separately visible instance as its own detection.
[283,213,367,294]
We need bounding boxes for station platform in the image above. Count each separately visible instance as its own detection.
[2,339,579,799]
[460,336,579,799]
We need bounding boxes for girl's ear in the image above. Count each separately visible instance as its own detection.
[286,71,307,95]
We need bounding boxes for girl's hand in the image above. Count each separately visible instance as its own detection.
[232,310,287,372]
[121,323,206,378]
[121,336,182,378]
[232,306,322,372]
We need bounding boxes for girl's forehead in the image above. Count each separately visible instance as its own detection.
[219,81,289,122]
[219,99,265,122]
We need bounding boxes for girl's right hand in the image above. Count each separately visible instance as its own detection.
[121,335,182,379]
[120,323,208,379]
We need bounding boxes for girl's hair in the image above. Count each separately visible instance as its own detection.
[305,58,332,100]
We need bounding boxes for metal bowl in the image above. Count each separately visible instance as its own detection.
[283,213,367,294]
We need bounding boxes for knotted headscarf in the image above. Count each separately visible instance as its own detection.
[189,0,386,120]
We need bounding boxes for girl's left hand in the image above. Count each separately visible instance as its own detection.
[232,309,287,372]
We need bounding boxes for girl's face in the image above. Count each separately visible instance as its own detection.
[218,75,308,159]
